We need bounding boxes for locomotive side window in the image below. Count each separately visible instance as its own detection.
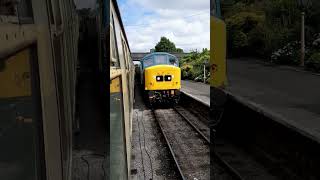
[143,57,154,68]
[169,56,178,66]
[0,48,44,179]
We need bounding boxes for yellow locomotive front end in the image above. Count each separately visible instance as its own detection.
[141,53,181,105]
[145,65,181,90]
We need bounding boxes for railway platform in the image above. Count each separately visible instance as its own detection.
[227,58,320,143]
[181,80,210,106]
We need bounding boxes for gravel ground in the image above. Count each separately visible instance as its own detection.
[131,87,180,180]
[174,106,210,140]
[213,138,280,180]
[154,109,210,180]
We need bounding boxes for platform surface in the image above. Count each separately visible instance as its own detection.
[227,58,320,142]
[181,80,210,106]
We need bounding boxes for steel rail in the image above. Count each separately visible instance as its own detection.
[151,109,186,180]
[173,107,210,143]
[174,106,244,180]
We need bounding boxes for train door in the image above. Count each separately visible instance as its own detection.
[0,47,45,180]
[109,3,129,179]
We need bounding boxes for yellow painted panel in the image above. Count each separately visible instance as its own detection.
[144,65,181,90]
[210,16,227,88]
[0,49,31,98]
[110,76,121,93]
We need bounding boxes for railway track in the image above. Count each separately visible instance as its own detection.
[176,104,245,180]
[152,107,210,180]
[149,93,296,180]
[151,104,246,180]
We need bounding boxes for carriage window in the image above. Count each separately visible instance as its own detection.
[0,48,44,179]
[154,55,167,65]
[110,15,119,67]
[122,39,129,69]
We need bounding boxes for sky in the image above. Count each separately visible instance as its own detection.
[118,0,210,52]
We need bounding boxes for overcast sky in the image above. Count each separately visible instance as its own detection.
[118,0,210,52]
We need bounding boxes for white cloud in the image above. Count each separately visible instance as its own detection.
[130,0,209,11]
[122,0,210,52]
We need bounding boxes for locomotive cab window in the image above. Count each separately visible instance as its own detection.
[142,54,179,69]
[154,55,167,65]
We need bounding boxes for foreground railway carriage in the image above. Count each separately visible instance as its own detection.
[211,0,226,89]
[109,0,135,179]
[0,0,78,180]
[141,52,181,105]
[210,0,228,126]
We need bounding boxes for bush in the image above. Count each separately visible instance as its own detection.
[270,41,300,65]
[226,11,265,56]
[306,52,320,72]
[247,24,265,56]
[180,49,210,82]
[181,64,193,80]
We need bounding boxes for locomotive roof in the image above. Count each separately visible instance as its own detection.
[141,52,178,61]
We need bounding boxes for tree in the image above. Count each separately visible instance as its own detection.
[155,37,177,52]
[176,48,184,53]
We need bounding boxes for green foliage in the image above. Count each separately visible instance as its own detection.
[176,48,184,53]
[154,37,183,53]
[226,11,264,33]
[232,31,248,48]
[226,10,265,56]
[271,41,300,65]
[306,52,320,71]
[223,0,319,65]
[180,49,210,83]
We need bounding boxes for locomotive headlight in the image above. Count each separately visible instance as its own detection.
[156,76,163,81]
[164,75,172,81]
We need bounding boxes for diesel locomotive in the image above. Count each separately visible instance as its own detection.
[140,52,181,105]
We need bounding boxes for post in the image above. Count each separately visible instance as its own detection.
[203,64,206,83]
[301,11,305,67]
